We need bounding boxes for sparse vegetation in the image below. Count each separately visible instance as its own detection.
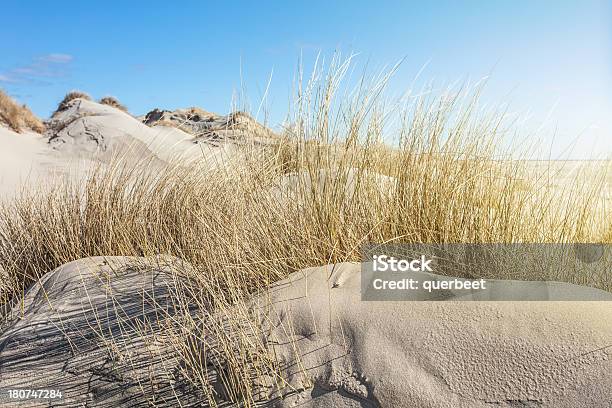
[99,96,128,112]
[55,90,92,113]
[151,118,197,134]
[0,89,45,133]
[143,107,277,141]
[0,57,609,405]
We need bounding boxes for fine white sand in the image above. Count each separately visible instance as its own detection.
[0,126,55,199]
[1,257,610,407]
[222,262,612,407]
[0,256,201,407]
[0,99,244,202]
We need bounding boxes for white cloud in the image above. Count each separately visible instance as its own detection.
[39,53,73,63]
[0,53,74,84]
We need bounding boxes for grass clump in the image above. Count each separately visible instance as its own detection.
[0,89,45,133]
[55,90,92,113]
[99,96,128,112]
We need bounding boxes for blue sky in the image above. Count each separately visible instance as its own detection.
[1,1,610,158]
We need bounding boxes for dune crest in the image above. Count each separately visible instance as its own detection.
[0,97,275,201]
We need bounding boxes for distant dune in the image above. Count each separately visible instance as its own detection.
[0,95,276,201]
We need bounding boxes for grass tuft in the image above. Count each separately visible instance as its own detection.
[55,90,92,113]
[99,96,128,112]
[0,89,45,133]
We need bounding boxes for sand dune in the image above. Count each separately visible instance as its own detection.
[226,263,611,407]
[48,98,210,163]
[1,257,610,407]
[0,127,57,199]
[0,98,259,201]
[0,256,201,407]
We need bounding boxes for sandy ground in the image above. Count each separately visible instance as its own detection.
[0,99,242,202]
[0,127,64,199]
[225,263,612,407]
[0,256,202,407]
[0,257,610,407]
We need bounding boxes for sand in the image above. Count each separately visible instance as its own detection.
[0,256,202,407]
[49,99,206,163]
[206,262,612,407]
[0,98,247,202]
[1,257,609,407]
[0,127,56,199]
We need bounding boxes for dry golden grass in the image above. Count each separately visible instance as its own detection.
[150,118,197,134]
[184,106,214,119]
[0,89,45,133]
[55,90,92,114]
[99,95,128,112]
[0,56,609,405]
[145,107,278,141]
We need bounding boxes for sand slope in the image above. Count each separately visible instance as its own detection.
[1,257,610,406]
[0,256,202,407]
[48,99,207,164]
[206,263,612,407]
[0,127,58,199]
[0,99,252,201]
